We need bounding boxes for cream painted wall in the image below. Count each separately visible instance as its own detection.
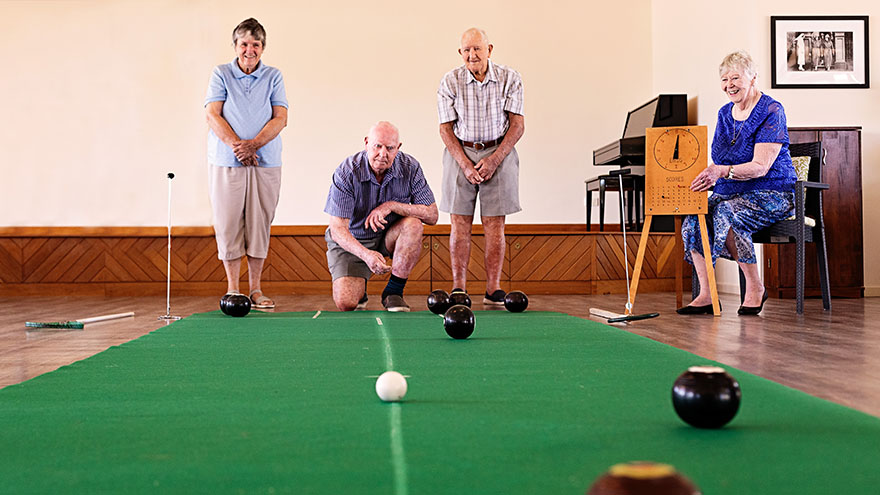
[3,0,873,293]
[0,0,652,228]
[651,0,878,295]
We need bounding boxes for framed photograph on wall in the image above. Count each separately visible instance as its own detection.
[771,15,869,88]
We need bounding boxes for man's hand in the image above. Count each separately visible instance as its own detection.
[462,163,484,184]
[364,250,391,274]
[474,153,502,181]
[366,203,395,232]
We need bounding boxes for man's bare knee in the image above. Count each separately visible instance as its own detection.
[403,217,423,237]
[332,277,364,311]
[335,298,358,312]
[333,290,360,311]
[451,214,474,229]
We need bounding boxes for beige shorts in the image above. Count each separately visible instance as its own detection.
[209,165,282,260]
[324,228,392,281]
[439,145,521,217]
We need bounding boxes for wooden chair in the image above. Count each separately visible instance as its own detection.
[738,141,831,314]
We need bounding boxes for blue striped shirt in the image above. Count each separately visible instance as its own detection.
[324,151,436,240]
[205,59,288,167]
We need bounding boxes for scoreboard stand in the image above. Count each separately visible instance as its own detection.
[627,126,721,317]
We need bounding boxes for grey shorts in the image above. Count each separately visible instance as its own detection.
[325,228,392,281]
[439,145,521,216]
[209,165,282,260]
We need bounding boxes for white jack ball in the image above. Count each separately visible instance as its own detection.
[375,371,407,402]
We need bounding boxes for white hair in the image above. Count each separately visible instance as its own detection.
[719,50,757,79]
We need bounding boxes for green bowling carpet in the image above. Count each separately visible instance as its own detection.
[1,310,878,494]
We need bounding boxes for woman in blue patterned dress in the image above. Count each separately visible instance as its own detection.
[678,51,797,316]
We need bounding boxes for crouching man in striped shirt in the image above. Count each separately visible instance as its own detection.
[324,122,438,312]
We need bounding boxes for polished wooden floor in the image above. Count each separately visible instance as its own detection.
[2,293,879,418]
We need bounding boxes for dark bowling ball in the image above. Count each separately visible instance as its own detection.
[427,290,452,315]
[503,290,529,312]
[448,291,472,308]
[672,366,741,429]
[219,293,234,314]
[587,462,700,495]
[443,304,475,339]
[224,294,252,317]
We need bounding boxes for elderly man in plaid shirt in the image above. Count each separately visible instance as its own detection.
[324,122,438,312]
[437,28,525,305]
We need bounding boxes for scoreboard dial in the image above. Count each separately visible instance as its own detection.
[652,128,701,172]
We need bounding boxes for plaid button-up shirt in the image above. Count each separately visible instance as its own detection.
[437,60,524,142]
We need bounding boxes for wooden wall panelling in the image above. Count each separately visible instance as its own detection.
[24,238,102,283]
[179,237,225,282]
[508,235,592,294]
[593,234,636,281]
[103,238,170,282]
[593,232,679,295]
[0,239,23,283]
[429,235,452,289]
[0,226,681,296]
[430,235,502,290]
[265,236,332,282]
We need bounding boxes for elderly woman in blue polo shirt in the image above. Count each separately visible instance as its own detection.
[205,18,288,309]
[678,51,797,316]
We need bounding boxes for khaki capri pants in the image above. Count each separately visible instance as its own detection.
[209,165,282,260]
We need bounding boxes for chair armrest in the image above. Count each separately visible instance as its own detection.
[802,181,829,190]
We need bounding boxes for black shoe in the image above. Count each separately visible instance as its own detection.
[356,293,368,310]
[483,290,506,306]
[676,301,721,315]
[738,289,769,316]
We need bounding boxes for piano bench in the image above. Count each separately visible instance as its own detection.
[585,174,645,232]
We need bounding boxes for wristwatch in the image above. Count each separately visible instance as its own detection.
[727,166,735,180]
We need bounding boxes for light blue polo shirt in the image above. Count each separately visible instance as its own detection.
[205,59,288,167]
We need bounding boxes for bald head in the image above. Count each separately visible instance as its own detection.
[461,27,489,46]
[364,121,401,178]
[459,28,493,81]
[367,121,399,143]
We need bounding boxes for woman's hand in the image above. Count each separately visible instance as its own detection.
[233,140,259,166]
[690,164,728,192]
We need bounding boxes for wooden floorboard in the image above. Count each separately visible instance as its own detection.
[1,293,878,418]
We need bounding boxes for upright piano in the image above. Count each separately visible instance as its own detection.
[588,94,688,232]
[593,94,688,173]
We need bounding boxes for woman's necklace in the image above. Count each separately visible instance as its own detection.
[730,119,744,145]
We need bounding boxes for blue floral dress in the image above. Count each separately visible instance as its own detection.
[682,95,797,264]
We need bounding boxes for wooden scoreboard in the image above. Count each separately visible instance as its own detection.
[645,126,708,215]
[627,125,720,316]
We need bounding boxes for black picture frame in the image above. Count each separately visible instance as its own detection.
[771,15,869,89]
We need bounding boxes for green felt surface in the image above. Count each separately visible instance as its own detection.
[1,310,879,494]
